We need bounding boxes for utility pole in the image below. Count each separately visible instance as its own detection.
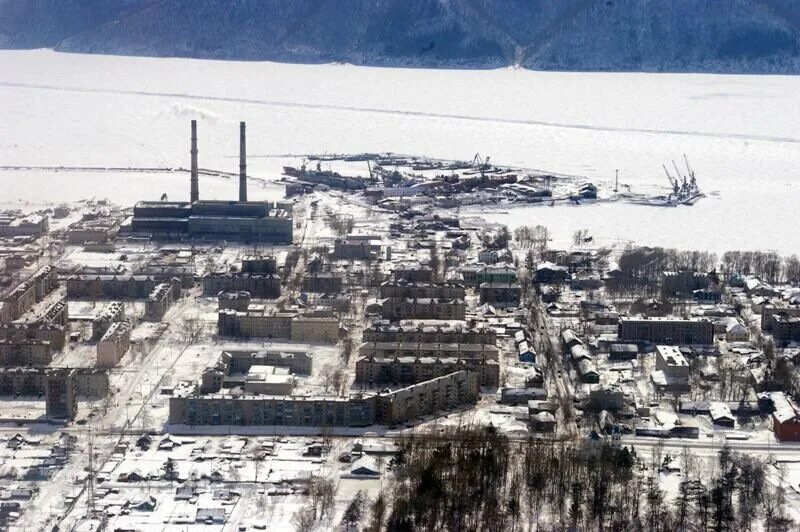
[87,430,95,516]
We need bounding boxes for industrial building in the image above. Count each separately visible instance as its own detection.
[130,121,293,243]
[0,212,49,237]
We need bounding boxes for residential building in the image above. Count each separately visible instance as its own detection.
[381,298,466,321]
[655,345,690,379]
[769,392,800,441]
[479,282,522,307]
[144,283,176,321]
[618,317,714,345]
[242,255,277,274]
[217,291,251,311]
[334,238,381,260]
[97,321,131,367]
[290,317,339,344]
[66,275,161,299]
[202,272,280,299]
[662,270,708,295]
[91,302,125,340]
[362,322,496,345]
[355,355,500,387]
[302,272,344,293]
[0,339,52,366]
[358,341,498,361]
[773,315,800,347]
[379,281,465,300]
[392,262,433,283]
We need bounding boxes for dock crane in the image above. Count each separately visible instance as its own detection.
[472,153,491,182]
[672,160,690,196]
[683,154,697,190]
[663,164,680,198]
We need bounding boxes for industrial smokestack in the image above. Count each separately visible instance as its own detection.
[239,121,247,202]
[190,120,199,203]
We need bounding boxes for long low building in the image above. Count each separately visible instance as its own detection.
[380,298,466,321]
[131,200,293,243]
[169,370,477,427]
[362,321,496,345]
[0,367,108,419]
[358,341,499,361]
[66,275,163,299]
[355,355,500,387]
[618,317,714,345]
[217,309,339,344]
[379,281,465,300]
[0,339,52,366]
[203,273,281,299]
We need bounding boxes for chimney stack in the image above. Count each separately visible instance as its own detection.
[239,121,247,202]
[190,120,199,203]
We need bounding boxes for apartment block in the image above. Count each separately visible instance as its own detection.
[97,321,131,367]
[618,317,714,345]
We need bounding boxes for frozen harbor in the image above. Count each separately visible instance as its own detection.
[1,49,800,252]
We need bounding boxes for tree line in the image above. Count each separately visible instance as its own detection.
[336,426,795,532]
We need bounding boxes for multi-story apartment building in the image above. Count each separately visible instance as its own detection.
[144,283,176,321]
[355,355,499,387]
[379,281,465,300]
[618,317,714,345]
[362,322,496,345]
[302,272,344,294]
[97,321,131,367]
[91,301,125,340]
[381,298,466,321]
[358,341,499,361]
[202,272,281,299]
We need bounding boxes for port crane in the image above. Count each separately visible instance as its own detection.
[472,153,491,182]
[662,164,680,198]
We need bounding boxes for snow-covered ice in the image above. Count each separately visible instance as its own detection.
[1,49,799,252]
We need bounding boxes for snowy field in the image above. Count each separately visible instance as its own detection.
[2,49,800,252]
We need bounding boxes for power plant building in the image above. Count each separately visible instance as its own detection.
[130,120,293,243]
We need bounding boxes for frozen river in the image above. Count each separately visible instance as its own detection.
[1,50,799,253]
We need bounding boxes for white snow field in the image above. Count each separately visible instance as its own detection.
[2,49,800,252]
